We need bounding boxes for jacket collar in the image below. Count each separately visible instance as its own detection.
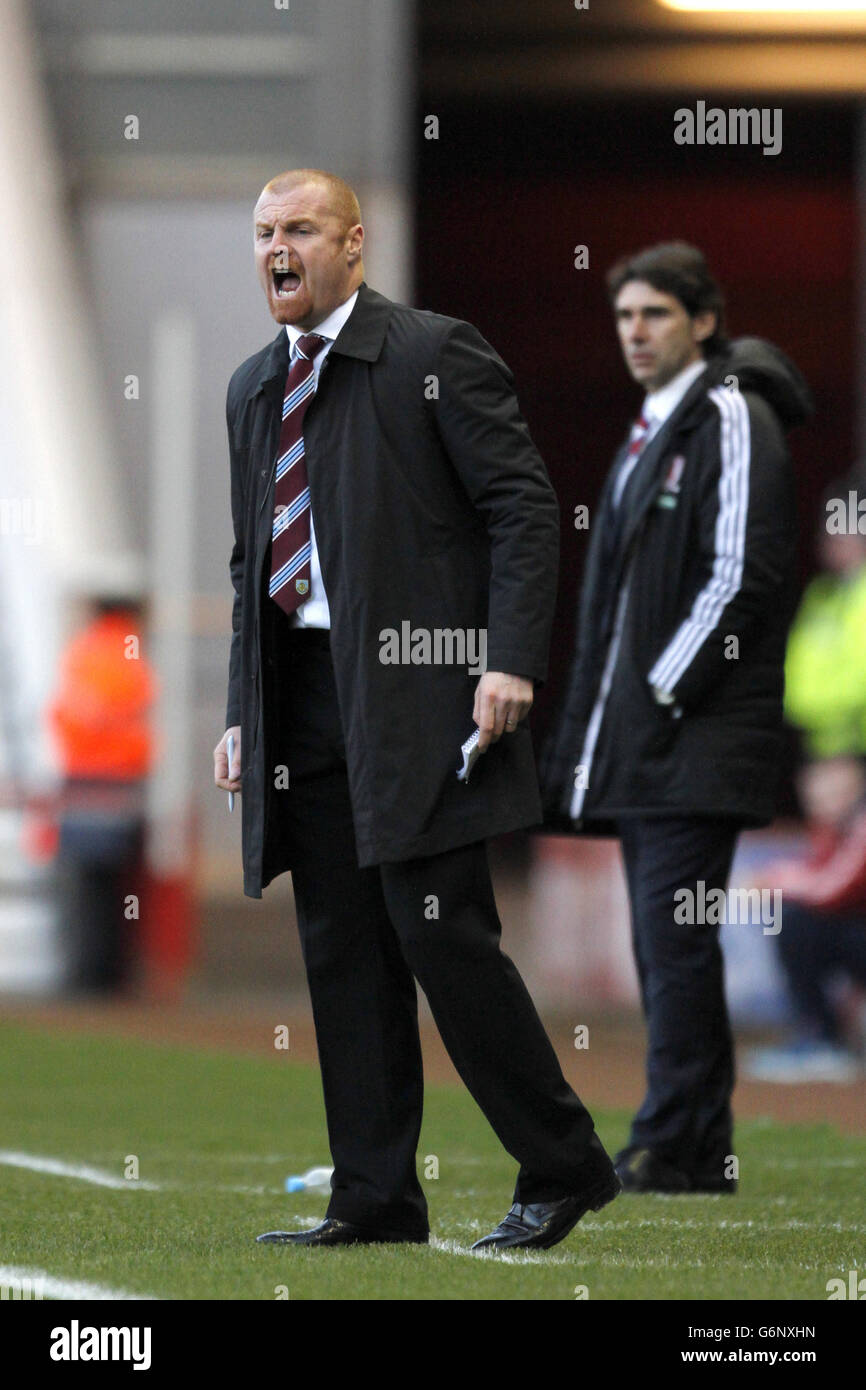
[251,281,393,402]
[328,281,393,361]
[253,328,289,403]
[616,365,715,560]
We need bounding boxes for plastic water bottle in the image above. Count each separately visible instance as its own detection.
[285,1165,334,1194]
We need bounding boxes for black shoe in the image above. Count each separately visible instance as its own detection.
[690,1168,738,1195]
[471,1172,621,1253]
[614,1147,691,1193]
[615,1148,737,1194]
[256,1217,429,1247]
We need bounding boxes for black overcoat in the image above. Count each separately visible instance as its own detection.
[540,338,813,834]
[225,283,559,897]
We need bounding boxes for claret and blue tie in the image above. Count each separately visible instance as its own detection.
[268,332,328,615]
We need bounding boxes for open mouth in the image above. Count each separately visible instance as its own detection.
[272,269,302,298]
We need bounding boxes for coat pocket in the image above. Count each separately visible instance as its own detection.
[641,681,684,759]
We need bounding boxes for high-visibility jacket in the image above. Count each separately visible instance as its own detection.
[46,612,157,780]
[784,566,866,759]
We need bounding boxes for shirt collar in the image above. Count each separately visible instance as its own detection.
[644,357,707,426]
[285,288,360,356]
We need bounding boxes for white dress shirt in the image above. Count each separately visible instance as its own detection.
[613,357,707,509]
[283,288,360,629]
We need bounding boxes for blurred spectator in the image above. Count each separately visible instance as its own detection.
[745,761,866,1084]
[745,757,866,1081]
[45,595,157,992]
[784,474,866,760]
[745,474,866,1080]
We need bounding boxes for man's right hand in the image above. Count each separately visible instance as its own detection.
[214,726,242,794]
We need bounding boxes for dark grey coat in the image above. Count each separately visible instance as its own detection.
[225,283,559,897]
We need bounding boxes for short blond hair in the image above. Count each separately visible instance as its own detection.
[259,168,362,234]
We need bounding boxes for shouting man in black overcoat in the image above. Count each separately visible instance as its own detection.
[214,168,619,1251]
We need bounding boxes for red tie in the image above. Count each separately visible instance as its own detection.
[268,333,328,614]
[613,410,652,509]
[626,410,650,459]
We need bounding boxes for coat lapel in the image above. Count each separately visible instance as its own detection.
[254,327,289,404]
[251,281,394,524]
[254,335,289,531]
[618,370,713,559]
[328,281,394,362]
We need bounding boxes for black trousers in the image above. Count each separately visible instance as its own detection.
[56,783,145,993]
[266,612,605,1236]
[618,815,740,1185]
[776,901,866,1044]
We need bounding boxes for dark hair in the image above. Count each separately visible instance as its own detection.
[606,241,728,356]
[93,595,144,619]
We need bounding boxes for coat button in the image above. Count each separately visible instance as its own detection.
[260,468,266,477]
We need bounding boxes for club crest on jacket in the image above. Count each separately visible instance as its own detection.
[657,454,686,508]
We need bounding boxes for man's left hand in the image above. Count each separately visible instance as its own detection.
[473,672,534,752]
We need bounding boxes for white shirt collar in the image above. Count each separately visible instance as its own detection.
[285,288,360,355]
[644,357,707,426]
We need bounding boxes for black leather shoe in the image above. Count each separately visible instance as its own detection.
[615,1147,691,1193]
[691,1175,738,1194]
[688,1164,738,1195]
[256,1217,429,1247]
[615,1147,736,1194]
[471,1172,621,1252]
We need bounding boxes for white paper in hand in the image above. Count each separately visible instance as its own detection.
[457,728,482,784]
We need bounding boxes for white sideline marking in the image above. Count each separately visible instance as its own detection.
[213,1183,275,1196]
[0,1151,160,1190]
[256,1215,321,1230]
[430,1237,576,1265]
[773,1158,859,1168]
[592,1254,826,1272]
[0,1264,157,1301]
[585,1216,866,1234]
[432,1242,828,1274]
[0,1154,319,1199]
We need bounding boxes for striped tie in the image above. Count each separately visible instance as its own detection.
[268,332,328,614]
[613,410,652,508]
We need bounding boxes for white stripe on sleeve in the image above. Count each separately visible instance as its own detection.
[647,386,750,693]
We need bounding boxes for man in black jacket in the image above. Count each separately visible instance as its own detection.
[543,242,812,1194]
[214,168,619,1250]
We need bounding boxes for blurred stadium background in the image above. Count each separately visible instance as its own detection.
[2,0,866,1136]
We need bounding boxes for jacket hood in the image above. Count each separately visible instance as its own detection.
[706,337,813,430]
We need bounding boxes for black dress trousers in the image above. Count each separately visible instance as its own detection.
[617,815,741,1186]
[264,600,605,1236]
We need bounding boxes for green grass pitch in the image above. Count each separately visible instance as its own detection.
[0,1022,862,1301]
